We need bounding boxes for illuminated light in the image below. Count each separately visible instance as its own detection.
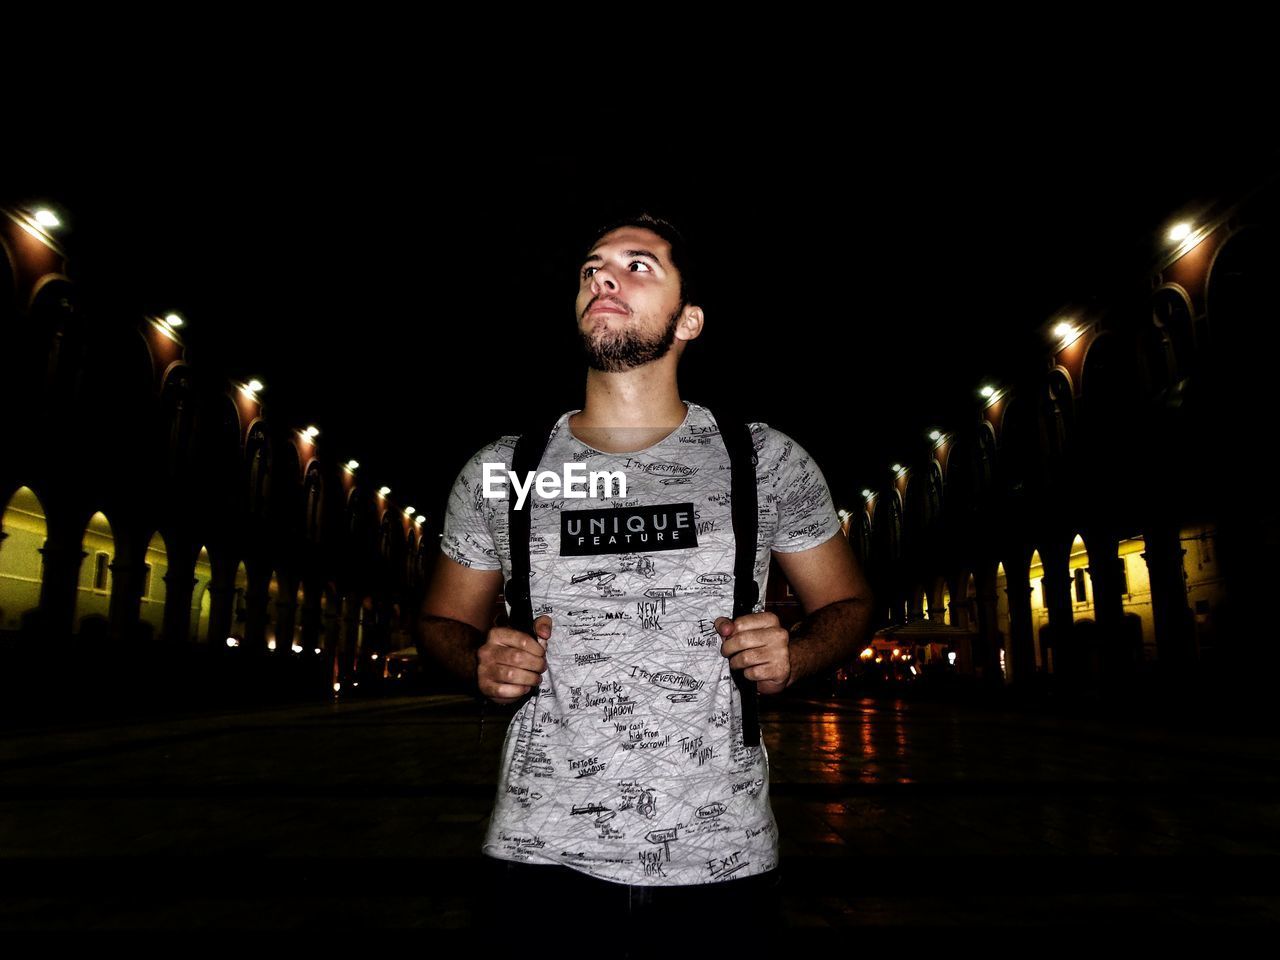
[314,647,322,655]
[980,385,995,398]
[415,515,426,525]
[34,208,60,227]
[837,509,851,522]
[874,656,883,664]
[291,643,303,653]
[226,637,239,648]
[404,506,416,517]
[164,313,184,328]
[267,639,276,651]
[1168,221,1192,243]
[928,429,941,442]
[1053,321,1073,339]
[892,648,900,657]
[861,489,872,499]
[248,379,264,393]
[304,426,319,439]
[891,463,902,474]
[333,682,341,693]
[371,653,379,660]
[910,665,918,676]
[860,647,874,660]
[948,651,957,664]
[346,460,360,471]
[353,682,359,687]
[378,486,391,497]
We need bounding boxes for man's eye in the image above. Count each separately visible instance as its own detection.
[629,261,651,272]
[581,266,597,279]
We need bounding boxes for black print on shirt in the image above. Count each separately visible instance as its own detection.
[560,503,699,556]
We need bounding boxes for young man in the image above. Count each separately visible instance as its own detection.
[419,212,874,931]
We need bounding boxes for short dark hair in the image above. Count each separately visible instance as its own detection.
[585,211,702,309]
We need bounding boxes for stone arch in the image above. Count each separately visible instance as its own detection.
[139,530,171,641]
[0,485,49,635]
[158,366,197,483]
[246,421,273,525]
[1042,368,1075,477]
[1152,284,1197,382]
[303,462,325,546]
[191,545,214,642]
[74,510,116,636]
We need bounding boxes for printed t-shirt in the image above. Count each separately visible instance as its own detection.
[439,401,841,885]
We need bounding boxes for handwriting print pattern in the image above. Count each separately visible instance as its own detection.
[441,402,839,885]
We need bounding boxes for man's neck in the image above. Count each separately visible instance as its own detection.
[569,365,687,454]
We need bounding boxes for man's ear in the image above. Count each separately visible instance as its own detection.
[678,305,704,342]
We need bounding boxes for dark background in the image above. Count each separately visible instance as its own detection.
[9,113,1279,527]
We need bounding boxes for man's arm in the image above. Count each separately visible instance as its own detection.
[772,530,876,688]
[417,551,504,691]
[717,530,875,695]
[419,551,552,704]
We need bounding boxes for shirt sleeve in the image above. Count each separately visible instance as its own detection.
[438,439,510,571]
[760,427,842,553]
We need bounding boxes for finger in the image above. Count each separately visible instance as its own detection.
[728,612,779,632]
[714,616,735,637]
[493,648,547,672]
[533,614,553,641]
[486,683,533,703]
[485,664,543,687]
[492,628,546,656]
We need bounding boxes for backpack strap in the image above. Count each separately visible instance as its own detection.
[707,405,763,749]
[504,415,561,636]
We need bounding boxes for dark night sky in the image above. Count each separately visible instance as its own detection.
[8,107,1279,528]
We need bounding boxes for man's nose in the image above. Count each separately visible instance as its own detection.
[590,267,618,293]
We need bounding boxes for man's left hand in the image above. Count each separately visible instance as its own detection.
[715,612,792,696]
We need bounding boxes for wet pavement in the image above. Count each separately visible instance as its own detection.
[2,690,1279,930]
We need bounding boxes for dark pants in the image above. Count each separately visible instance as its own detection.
[476,854,784,937]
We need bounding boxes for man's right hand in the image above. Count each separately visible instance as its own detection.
[477,614,552,705]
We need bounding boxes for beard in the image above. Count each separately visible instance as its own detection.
[579,303,682,373]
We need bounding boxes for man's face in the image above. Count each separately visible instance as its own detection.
[575,226,688,373]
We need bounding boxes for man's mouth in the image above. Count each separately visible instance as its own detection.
[588,301,627,316]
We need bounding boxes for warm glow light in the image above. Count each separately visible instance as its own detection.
[291,644,303,653]
[371,653,379,660]
[378,486,391,497]
[346,460,360,471]
[980,385,995,398]
[891,463,902,474]
[415,515,426,525]
[910,665,918,676]
[226,637,239,648]
[928,429,941,442]
[1053,321,1073,339]
[948,651,957,664]
[305,426,319,439]
[860,647,874,660]
[1168,221,1192,242]
[34,208,60,227]
[892,648,900,657]
[404,506,416,517]
[314,647,322,655]
[248,379,264,393]
[861,489,872,499]
[333,682,341,693]
[164,313,184,328]
[267,639,276,651]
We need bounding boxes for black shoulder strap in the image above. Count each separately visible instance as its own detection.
[505,414,561,636]
[705,404,763,749]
